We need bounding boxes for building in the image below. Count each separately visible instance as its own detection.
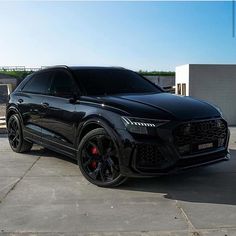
[0,73,18,89]
[175,64,236,125]
[0,73,18,103]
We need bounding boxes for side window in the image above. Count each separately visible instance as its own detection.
[50,71,77,98]
[22,72,52,94]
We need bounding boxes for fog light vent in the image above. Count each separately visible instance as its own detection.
[218,138,225,147]
[178,144,190,154]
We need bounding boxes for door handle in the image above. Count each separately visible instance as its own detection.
[17,98,23,104]
[41,102,49,108]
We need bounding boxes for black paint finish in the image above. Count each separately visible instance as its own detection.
[6,66,230,177]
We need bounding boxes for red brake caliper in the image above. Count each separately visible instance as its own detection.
[90,146,99,169]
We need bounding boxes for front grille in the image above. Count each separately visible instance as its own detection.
[136,144,168,169]
[173,119,227,156]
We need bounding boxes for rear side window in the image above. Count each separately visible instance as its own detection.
[22,72,52,94]
[50,70,77,98]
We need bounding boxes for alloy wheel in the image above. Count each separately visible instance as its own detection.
[8,116,21,150]
[80,134,120,183]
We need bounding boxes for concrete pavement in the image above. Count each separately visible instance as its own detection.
[0,129,236,236]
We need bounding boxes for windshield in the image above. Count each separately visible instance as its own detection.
[74,68,162,96]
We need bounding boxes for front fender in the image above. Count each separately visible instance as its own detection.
[77,115,118,143]
[76,115,132,174]
[6,105,23,128]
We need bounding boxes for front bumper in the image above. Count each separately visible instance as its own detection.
[116,118,230,177]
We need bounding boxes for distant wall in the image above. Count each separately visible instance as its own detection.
[144,75,175,90]
[0,85,8,103]
[0,74,18,104]
[175,64,236,125]
[190,65,236,125]
[0,74,18,90]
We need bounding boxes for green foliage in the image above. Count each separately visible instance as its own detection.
[0,69,175,79]
[0,70,33,80]
[138,70,175,76]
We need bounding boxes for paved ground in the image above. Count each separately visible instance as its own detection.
[0,104,6,117]
[0,129,236,236]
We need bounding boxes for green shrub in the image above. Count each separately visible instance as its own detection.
[0,70,33,80]
[138,70,175,76]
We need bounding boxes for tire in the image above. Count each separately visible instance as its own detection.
[77,128,127,187]
[7,114,33,153]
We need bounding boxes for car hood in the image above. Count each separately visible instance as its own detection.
[99,93,221,121]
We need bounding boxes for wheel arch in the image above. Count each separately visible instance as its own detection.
[6,106,23,128]
[76,116,120,147]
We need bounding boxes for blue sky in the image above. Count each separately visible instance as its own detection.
[0,1,235,71]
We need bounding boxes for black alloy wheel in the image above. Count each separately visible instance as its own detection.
[7,114,33,153]
[78,128,127,187]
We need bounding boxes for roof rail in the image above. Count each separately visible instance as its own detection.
[41,65,69,70]
[110,66,125,69]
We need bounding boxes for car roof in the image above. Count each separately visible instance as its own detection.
[70,66,125,70]
[39,65,126,72]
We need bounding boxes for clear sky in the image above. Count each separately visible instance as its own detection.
[0,1,235,71]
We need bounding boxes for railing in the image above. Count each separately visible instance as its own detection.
[0,66,41,72]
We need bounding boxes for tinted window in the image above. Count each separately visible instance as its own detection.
[74,69,161,96]
[22,72,52,94]
[50,70,77,98]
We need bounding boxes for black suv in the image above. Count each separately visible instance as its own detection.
[6,66,230,187]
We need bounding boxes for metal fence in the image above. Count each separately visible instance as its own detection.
[0,66,41,72]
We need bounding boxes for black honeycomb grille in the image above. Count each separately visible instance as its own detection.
[173,119,227,156]
[136,144,166,169]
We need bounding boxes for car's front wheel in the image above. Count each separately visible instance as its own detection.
[7,114,33,153]
[78,128,127,187]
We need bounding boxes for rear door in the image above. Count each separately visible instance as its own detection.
[40,69,79,156]
[18,71,53,140]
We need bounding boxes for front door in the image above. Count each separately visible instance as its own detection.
[40,69,78,157]
[17,71,53,141]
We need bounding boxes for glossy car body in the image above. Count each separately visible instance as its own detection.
[6,66,230,180]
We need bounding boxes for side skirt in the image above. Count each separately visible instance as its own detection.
[23,129,77,160]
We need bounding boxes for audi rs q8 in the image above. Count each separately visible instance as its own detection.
[6,66,230,187]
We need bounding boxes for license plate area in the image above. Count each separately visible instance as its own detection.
[198,142,214,150]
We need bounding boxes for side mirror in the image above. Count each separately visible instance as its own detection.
[69,93,79,104]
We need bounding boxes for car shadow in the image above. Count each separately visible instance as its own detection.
[117,149,236,206]
[27,146,236,206]
[29,146,77,165]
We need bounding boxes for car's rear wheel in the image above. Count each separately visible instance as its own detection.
[8,114,33,153]
[78,128,127,187]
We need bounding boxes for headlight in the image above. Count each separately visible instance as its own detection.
[121,116,170,134]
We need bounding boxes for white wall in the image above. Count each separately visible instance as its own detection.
[175,64,236,125]
[175,64,189,95]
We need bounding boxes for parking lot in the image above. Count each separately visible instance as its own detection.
[0,129,236,236]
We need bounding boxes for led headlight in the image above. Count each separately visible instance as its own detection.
[121,116,170,134]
